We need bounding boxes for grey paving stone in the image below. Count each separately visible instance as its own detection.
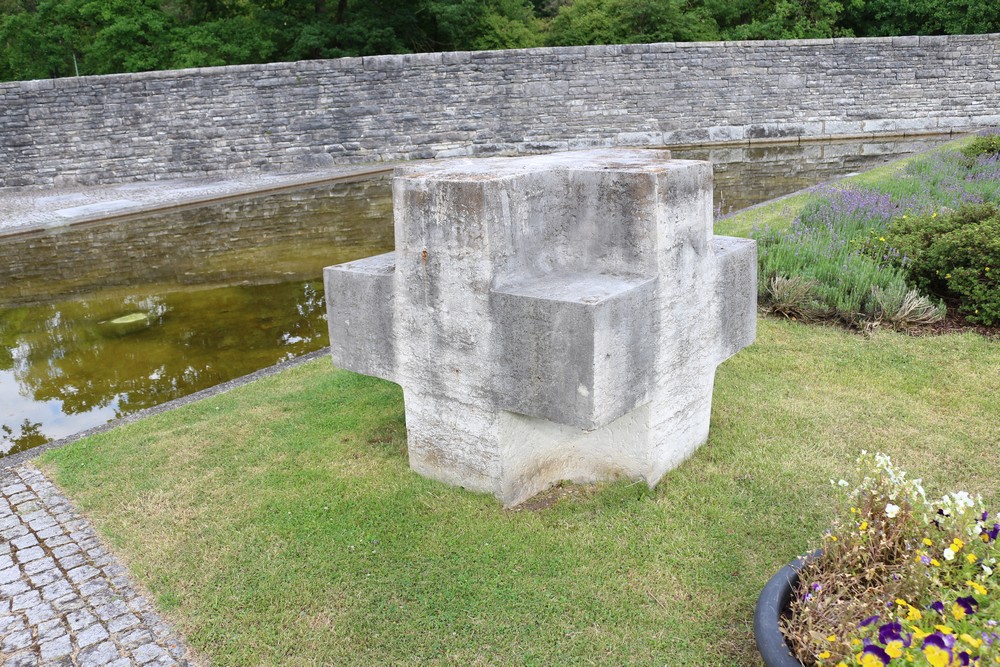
[11,589,41,611]
[107,612,140,633]
[10,534,38,550]
[24,601,56,625]
[39,633,73,661]
[77,622,110,648]
[66,564,99,584]
[35,525,64,540]
[117,628,155,649]
[78,640,122,666]
[0,580,30,597]
[0,564,21,584]
[35,617,67,643]
[0,613,25,634]
[23,556,56,575]
[78,579,111,598]
[133,643,168,664]
[13,545,44,563]
[51,544,80,559]
[0,465,197,666]
[1,628,33,653]
[50,593,85,612]
[4,654,39,667]
[95,599,130,622]
[57,553,85,570]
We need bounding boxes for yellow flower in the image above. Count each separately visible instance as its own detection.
[935,624,954,634]
[961,633,983,648]
[827,635,837,642]
[886,640,904,658]
[923,538,934,546]
[852,638,863,646]
[967,553,978,564]
[945,273,952,279]
[925,643,951,667]
[860,521,869,531]
[906,606,922,621]
[930,558,941,567]
[952,538,964,550]
[968,580,988,595]
[819,650,832,659]
[911,627,929,640]
[879,236,886,242]
[952,603,967,620]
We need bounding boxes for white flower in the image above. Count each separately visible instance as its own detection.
[838,479,849,487]
[984,564,993,576]
[885,503,900,518]
[944,548,956,561]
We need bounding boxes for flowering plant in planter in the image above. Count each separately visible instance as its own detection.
[783,452,999,666]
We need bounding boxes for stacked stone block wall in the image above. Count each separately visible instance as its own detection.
[1,34,998,188]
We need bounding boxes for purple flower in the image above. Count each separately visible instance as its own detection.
[860,614,880,627]
[861,645,891,667]
[982,511,989,522]
[923,633,955,665]
[989,523,1000,541]
[956,596,979,617]
[959,651,971,666]
[930,601,945,615]
[879,621,903,645]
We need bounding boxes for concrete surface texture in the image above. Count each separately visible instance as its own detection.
[2,34,998,189]
[325,149,756,506]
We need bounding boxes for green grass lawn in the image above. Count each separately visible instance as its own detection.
[37,316,999,666]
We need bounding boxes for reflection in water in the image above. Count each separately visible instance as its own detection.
[0,176,394,455]
[671,135,955,212]
[0,135,957,455]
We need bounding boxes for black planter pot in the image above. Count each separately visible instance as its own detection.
[754,552,820,667]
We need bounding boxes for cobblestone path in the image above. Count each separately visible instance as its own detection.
[0,465,198,666]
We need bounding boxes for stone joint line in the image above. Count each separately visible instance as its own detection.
[0,465,195,667]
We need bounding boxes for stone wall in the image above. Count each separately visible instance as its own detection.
[1,34,998,188]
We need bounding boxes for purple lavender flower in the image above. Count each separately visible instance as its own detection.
[860,614,880,627]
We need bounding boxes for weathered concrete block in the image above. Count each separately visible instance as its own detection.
[326,149,756,506]
[324,252,396,382]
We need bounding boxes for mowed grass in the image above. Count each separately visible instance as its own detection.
[37,317,999,666]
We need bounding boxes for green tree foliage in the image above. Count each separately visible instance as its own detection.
[2,0,999,82]
[841,0,1000,37]
[717,0,851,40]
[547,0,718,46]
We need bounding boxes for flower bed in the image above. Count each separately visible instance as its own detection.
[779,452,1000,666]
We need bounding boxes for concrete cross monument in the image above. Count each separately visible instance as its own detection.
[324,149,756,506]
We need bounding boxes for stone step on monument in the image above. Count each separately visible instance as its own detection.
[325,149,756,507]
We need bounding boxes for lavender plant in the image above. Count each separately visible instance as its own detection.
[754,133,1000,329]
[754,187,943,327]
[784,452,1000,667]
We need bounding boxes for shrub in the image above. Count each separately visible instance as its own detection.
[961,134,1000,161]
[885,204,1000,325]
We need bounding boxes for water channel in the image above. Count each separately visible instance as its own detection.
[0,136,955,455]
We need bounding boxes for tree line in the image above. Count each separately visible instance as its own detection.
[2,0,999,82]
